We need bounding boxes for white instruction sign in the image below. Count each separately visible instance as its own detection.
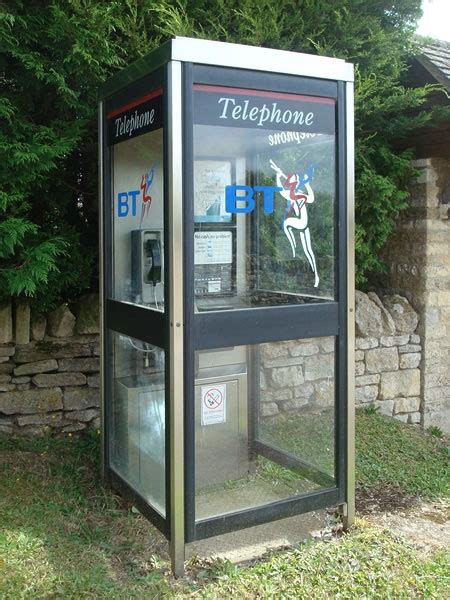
[201,384,226,426]
[194,231,232,265]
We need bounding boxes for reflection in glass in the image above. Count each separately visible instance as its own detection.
[194,338,335,520]
[110,331,166,516]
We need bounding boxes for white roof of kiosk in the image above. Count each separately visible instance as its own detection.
[99,36,354,99]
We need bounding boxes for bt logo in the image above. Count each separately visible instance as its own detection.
[225,185,282,214]
[117,167,155,226]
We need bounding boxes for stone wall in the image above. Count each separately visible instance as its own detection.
[354,291,422,424]
[383,158,450,434]
[0,295,100,435]
[259,337,335,418]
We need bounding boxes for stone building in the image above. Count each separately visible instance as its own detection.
[383,39,450,434]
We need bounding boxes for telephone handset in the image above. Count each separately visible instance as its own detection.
[144,238,162,286]
[131,229,163,305]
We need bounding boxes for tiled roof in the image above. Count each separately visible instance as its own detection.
[418,39,450,89]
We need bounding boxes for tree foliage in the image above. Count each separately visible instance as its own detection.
[0,0,444,307]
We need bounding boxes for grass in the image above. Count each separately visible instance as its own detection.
[356,408,449,498]
[0,414,449,598]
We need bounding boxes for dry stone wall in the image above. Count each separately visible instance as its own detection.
[0,295,100,435]
[354,291,422,423]
[0,290,426,435]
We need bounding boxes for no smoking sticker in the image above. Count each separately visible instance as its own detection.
[201,384,226,426]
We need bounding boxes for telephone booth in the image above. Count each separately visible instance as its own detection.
[98,37,354,576]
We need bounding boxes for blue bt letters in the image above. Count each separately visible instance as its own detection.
[117,190,140,217]
[225,185,283,214]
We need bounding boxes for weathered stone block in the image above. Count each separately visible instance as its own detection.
[399,353,421,369]
[380,370,420,400]
[355,291,386,337]
[304,353,333,381]
[294,383,314,398]
[32,373,86,387]
[63,387,100,410]
[264,356,304,369]
[355,337,378,350]
[398,344,421,354]
[355,374,380,387]
[367,292,396,335]
[365,347,399,373]
[17,412,63,427]
[31,314,47,341]
[318,337,335,353]
[47,304,76,337]
[0,374,11,383]
[65,408,99,422]
[355,350,364,361]
[408,412,421,424]
[17,383,31,391]
[0,345,15,357]
[63,422,86,433]
[0,383,15,392]
[58,357,100,373]
[15,301,30,345]
[313,380,334,406]
[0,421,14,434]
[271,366,304,387]
[394,396,421,414]
[14,359,58,376]
[394,414,409,423]
[90,417,101,429]
[261,342,291,360]
[0,303,13,344]
[373,399,394,416]
[261,389,293,402]
[260,402,279,417]
[289,344,319,357]
[382,294,419,334]
[14,341,92,363]
[355,385,378,403]
[11,376,31,384]
[282,397,309,411]
[87,374,100,388]
[75,294,99,334]
[380,335,409,347]
[355,361,365,376]
[0,387,63,414]
[409,334,420,344]
[0,363,14,374]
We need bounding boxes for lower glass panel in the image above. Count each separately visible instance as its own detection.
[110,331,166,516]
[195,337,335,520]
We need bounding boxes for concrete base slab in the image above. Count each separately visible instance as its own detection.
[186,509,328,564]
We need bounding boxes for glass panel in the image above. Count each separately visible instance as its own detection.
[195,338,335,520]
[109,87,165,310]
[193,84,336,312]
[110,331,166,516]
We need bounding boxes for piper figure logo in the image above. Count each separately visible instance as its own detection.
[117,165,155,227]
[270,159,319,288]
[139,167,155,226]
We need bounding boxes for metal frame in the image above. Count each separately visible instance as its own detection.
[99,36,354,575]
[167,60,185,577]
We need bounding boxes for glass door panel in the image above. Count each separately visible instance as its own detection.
[194,338,335,521]
[110,331,166,517]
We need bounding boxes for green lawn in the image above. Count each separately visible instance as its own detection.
[0,413,448,599]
